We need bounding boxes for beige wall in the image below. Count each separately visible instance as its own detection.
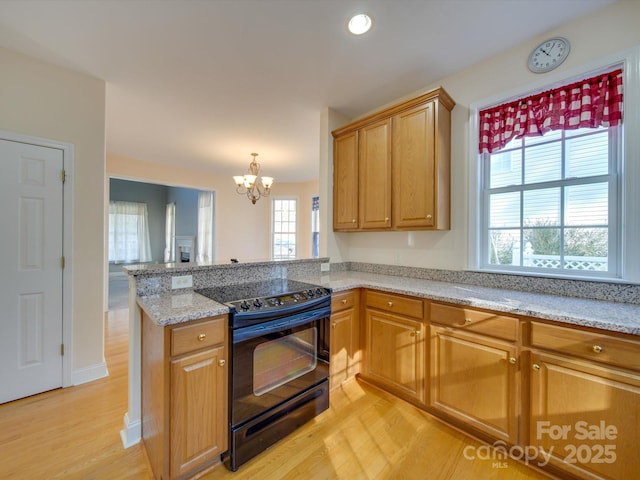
[327,0,640,271]
[107,154,320,262]
[0,47,106,375]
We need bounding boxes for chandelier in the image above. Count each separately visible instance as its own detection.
[232,153,274,204]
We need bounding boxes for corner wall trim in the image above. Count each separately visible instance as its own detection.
[120,412,141,448]
[71,362,108,385]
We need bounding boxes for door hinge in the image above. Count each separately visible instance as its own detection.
[61,169,66,183]
[61,256,65,269]
[61,344,65,356]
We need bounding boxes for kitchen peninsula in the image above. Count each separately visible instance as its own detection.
[127,259,640,480]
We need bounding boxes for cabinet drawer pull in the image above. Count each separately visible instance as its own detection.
[218,359,225,367]
[509,357,517,365]
[592,344,603,353]
[464,318,472,324]
[387,301,393,307]
[410,330,420,337]
[342,299,347,304]
[197,333,206,341]
[532,363,541,371]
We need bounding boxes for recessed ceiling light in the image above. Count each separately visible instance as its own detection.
[348,13,373,35]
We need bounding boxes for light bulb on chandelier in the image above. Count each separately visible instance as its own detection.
[232,153,274,204]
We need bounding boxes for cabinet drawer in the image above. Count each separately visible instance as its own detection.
[331,290,357,312]
[171,317,225,357]
[430,302,518,342]
[530,321,640,371]
[365,290,423,319]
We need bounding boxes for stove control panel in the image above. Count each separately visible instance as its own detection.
[232,287,329,313]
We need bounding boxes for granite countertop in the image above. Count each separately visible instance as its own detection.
[137,291,229,326]
[138,271,640,336]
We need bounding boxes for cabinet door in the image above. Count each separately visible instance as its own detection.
[365,309,424,403]
[359,119,391,229]
[330,308,356,390]
[171,346,228,479]
[333,131,359,230]
[392,101,436,229]
[530,351,640,480]
[430,326,518,444]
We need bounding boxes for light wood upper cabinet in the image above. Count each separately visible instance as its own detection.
[392,99,452,229]
[333,131,359,230]
[332,87,455,231]
[358,119,392,230]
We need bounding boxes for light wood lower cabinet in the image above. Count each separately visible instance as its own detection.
[142,312,228,480]
[330,290,360,390]
[362,290,426,405]
[528,321,640,480]
[430,325,519,444]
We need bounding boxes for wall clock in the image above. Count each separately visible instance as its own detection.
[527,37,570,73]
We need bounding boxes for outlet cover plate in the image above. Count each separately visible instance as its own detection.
[171,275,193,289]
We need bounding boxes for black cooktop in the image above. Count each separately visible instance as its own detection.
[196,279,325,304]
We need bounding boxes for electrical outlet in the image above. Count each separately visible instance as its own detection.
[171,275,193,289]
[321,263,330,272]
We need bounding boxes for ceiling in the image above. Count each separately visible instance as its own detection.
[0,0,616,182]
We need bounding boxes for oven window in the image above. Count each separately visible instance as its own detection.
[253,327,317,396]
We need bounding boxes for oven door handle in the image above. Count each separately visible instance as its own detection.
[232,305,331,344]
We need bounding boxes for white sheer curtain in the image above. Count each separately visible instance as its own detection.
[164,202,176,262]
[108,201,152,263]
[196,191,214,263]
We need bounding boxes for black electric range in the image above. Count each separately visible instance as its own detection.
[196,278,331,327]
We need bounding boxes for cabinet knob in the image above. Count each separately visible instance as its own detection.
[352,219,356,223]
[197,333,206,341]
[387,301,393,307]
[332,322,337,328]
[532,363,541,371]
[342,299,347,304]
[385,217,389,222]
[464,318,472,324]
[427,214,433,220]
[509,357,517,365]
[218,359,225,367]
[592,344,603,353]
[410,330,421,337]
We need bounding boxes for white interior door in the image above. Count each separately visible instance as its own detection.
[0,139,64,404]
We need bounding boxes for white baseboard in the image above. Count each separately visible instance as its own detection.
[71,361,109,385]
[120,412,141,448]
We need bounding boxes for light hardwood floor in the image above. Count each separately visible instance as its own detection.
[0,308,551,480]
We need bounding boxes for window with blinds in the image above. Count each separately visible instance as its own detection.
[483,126,618,275]
[479,68,623,277]
[272,198,297,260]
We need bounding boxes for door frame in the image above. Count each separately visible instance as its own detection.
[0,129,74,388]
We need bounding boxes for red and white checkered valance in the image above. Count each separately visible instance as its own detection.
[479,69,623,154]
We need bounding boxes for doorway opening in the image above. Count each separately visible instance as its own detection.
[107,177,215,311]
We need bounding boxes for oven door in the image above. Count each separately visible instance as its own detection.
[230,304,330,427]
